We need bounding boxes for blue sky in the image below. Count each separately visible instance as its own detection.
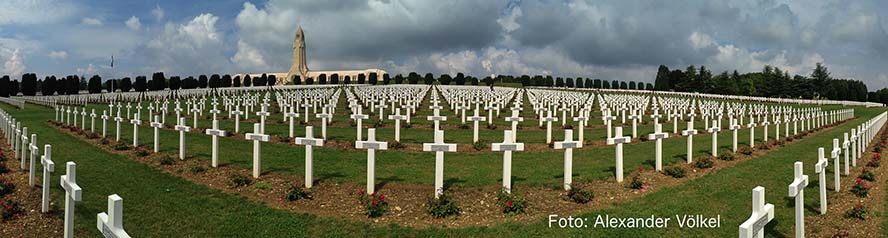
[3,0,888,89]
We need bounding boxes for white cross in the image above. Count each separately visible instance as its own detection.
[205,119,227,167]
[492,130,524,193]
[40,145,54,213]
[19,127,27,169]
[28,134,37,187]
[355,128,388,194]
[174,117,191,160]
[572,113,588,144]
[747,117,757,147]
[150,116,163,153]
[707,120,721,156]
[647,123,669,171]
[61,162,82,238]
[285,104,300,138]
[90,109,96,132]
[351,106,369,141]
[426,107,447,132]
[739,186,774,238]
[97,194,132,238]
[831,138,841,191]
[467,109,486,143]
[315,106,333,139]
[230,106,243,133]
[851,128,858,167]
[245,123,270,178]
[130,114,141,147]
[555,129,581,190]
[190,107,201,128]
[505,109,524,136]
[603,109,617,138]
[730,118,741,152]
[114,111,124,142]
[607,127,631,182]
[422,130,457,198]
[787,161,808,238]
[682,114,699,163]
[294,126,324,188]
[814,147,827,214]
[541,110,558,144]
[387,108,409,142]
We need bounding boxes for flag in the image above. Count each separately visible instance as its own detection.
[110,55,114,68]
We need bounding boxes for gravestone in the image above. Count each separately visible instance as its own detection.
[707,120,721,156]
[554,130,581,190]
[831,138,841,191]
[647,124,669,171]
[608,127,631,182]
[388,108,408,142]
[843,133,850,175]
[130,114,141,147]
[787,161,808,238]
[315,106,333,139]
[61,162,82,238]
[541,110,558,144]
[422,130,457,198]
[97,194,131,238]
[815,147,827,214]
[738,186,774,238]
[150,116,163,153]
[28,134,37,186]
[467,109,486,143]
[492,130,523,193]
[41,145,54,213]
[174,117,191,160]
[355,128,388,194]
[246,123,271,178]
[294,126,324,188]
[204,119,227,167]
[682,113,699,163]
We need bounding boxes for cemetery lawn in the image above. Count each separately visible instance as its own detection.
[12,101,885,237]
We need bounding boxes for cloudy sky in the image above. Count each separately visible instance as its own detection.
[2,0,888,89]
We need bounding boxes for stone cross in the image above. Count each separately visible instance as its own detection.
[355,128,388,194]
[851,128,858,167]
[738,186,774,238]
[12,122,19,158]
[426,107,447,132]
[230,106,243,133]
[97,194,131,238]
[814,147,827,214]
[19,127,27,169]
[294,126,324,188]
[730,118,741,152]
[205,119,227,167]
[315,106,333,139]
[101,111,109,137]
[285,104,300,138]
[682,113,699,163]
[423,130,457,198]
[72,108,78,127]
[648,123,669,171]
[41,145,54,213]
[707,120,721,156]
[28,134,37,187]
[572,113,588,144]
[375,103,387,120]
[467,109,486,143]
[761,118,771,142]
[191,107,201,128]
[747,117,757,147]
[505,109,524,137]
[174,117,191,160]
[130,114,141,147]
[787,161,808,238]
[114,111,124,142]
[351,106,369,141]
[90,109,96,132]
[555,129,581,190]
[608,127,631,182]
[388,108,408,142]
[603,109,617,138]
[61,162,82,238]
[150,116,163,153]
[628,112,640,138]
[842,133,850,175]
[256,103,271,133]
[831,138,841,191]
[486,103,498,125]
[541,110,558,144]
[245,123,270,178]
[456,103,470,125]
[492,130,524,193]
[81,108,87,129]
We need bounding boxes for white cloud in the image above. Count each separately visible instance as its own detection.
[81,17,103,26]
[0,0,77,25]
[125,16,141,30]
[76,63,96,75]
[135,13,230,75]
[231,40,269,71]
[152,4,165,22]
[2,49,26,76]
[48,50,67,59]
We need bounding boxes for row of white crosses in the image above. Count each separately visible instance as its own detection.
[0,109,102,238]
[741,111,886,238]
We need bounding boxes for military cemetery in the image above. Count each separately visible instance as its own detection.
[3,1,888,237]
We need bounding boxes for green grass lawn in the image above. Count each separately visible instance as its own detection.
[17,98,878,237]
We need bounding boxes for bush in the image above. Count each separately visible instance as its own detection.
[135,147,150,157]
[426,191,460,218]
[0,178,14,197]
[566,185,594,204]
[486,123,497,130]
[0,200,22,221]
[158,155,175,165]
[473,140,487,151]
[230,174,252,187]
[756,143,771,151]
[0,164,8,174]
[389,141,405,149]
[285,184,313,201]
[358,191,387,218]
[851,178,869,197]
[627,175,645,190]
[189,164,206,174]
[100,138,110,145]
[459,123,469,129]
[373,119,384,128]
[113,141,130,151]
[664,166,686,178]
[738,145,753,155]
[858,168,875,181]
[717,151,735,161]
[694,156,714,169]
[845,204,867,220]
[832,230,850,238]
[496,188,527,215]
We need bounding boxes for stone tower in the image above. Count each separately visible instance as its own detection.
[286,26,310,81]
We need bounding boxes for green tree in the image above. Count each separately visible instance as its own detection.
[221,74,231,87]
[209,74,221,88]
[243,75,252,87]
[134,76,147,92]
[439,74,452,85]
[119,77,133,92]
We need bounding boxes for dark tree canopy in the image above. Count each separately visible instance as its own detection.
[119,77,133,92]
[134,76,148,92]
[87,75,102,93]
